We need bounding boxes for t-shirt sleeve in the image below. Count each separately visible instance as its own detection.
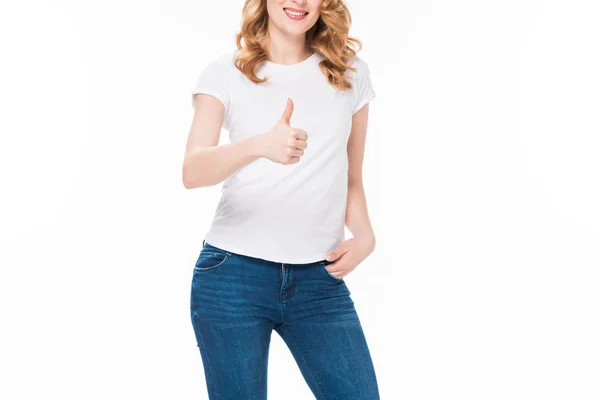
[352,57,376,115]
[191,58,231,112]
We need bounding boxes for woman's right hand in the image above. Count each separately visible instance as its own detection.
[257,98,308,165]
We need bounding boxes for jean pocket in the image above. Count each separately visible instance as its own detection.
[319,260,344,282]
[194,250,230,272]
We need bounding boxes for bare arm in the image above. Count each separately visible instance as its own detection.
[182,95,307,189]
[345,103,376,251]
[182,94,264,189]
[322,103,376,275]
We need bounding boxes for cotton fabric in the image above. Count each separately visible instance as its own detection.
[191,49,376,263]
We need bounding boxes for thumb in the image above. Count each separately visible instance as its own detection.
[327,242,350,261]
[326,247,342,261]
[279,97,294,125]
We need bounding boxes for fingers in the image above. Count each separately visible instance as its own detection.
[324,251,350,277]
[324,264,345,278]
[289,127,308,141]
[287,134,307,150]
[287,148,304,161]
[276,99,308,165]
[326,252,344,262]
[279,97,294,125]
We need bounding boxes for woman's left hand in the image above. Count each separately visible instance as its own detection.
[324,235,376,279]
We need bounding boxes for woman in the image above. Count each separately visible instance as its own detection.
[184,0,379,398]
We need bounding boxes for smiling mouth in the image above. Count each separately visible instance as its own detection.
[283,8,309,17]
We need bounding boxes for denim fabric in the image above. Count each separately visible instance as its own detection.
[189,240,380,400]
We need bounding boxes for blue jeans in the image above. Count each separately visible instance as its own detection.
[189,240,380,399]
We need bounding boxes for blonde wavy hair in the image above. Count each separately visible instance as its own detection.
[234,0,363,91]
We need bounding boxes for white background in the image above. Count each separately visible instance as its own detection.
[1,0,599,399]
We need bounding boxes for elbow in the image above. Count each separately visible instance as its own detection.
[182,165,214,189]
[182,151,222,189]
[182,150,213,189]
[182,171,207,190]
[182,176,194,190]
[182,162,200,189]
[182,174,194,190]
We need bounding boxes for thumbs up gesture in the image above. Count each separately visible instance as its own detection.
[257,98,308,165]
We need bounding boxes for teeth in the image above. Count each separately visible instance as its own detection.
[285,9,307,16]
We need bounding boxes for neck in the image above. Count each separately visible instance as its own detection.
[265,25,311,65]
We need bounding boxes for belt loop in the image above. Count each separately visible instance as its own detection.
[202,239,206,246]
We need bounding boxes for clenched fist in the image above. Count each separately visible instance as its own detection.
[256,98,308,165]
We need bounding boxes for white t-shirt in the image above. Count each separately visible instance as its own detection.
[190,49,376,264]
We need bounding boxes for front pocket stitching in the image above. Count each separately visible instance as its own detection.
[198,251,226,258]
[319,261,344,281]
[194,254,229,272]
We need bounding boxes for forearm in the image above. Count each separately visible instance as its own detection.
[183,134,264,189]
[345,180,376,249]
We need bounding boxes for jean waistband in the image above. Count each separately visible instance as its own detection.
[201,239,328,267]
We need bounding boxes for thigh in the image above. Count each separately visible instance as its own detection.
[276,262,380,400]
[189,246,279,400]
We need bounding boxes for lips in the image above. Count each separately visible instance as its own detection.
[283,7,308,20]
[283,7,308,13]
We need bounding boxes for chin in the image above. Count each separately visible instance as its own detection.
[283,26,311,35]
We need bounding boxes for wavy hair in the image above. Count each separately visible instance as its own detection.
[234,0,363,91]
